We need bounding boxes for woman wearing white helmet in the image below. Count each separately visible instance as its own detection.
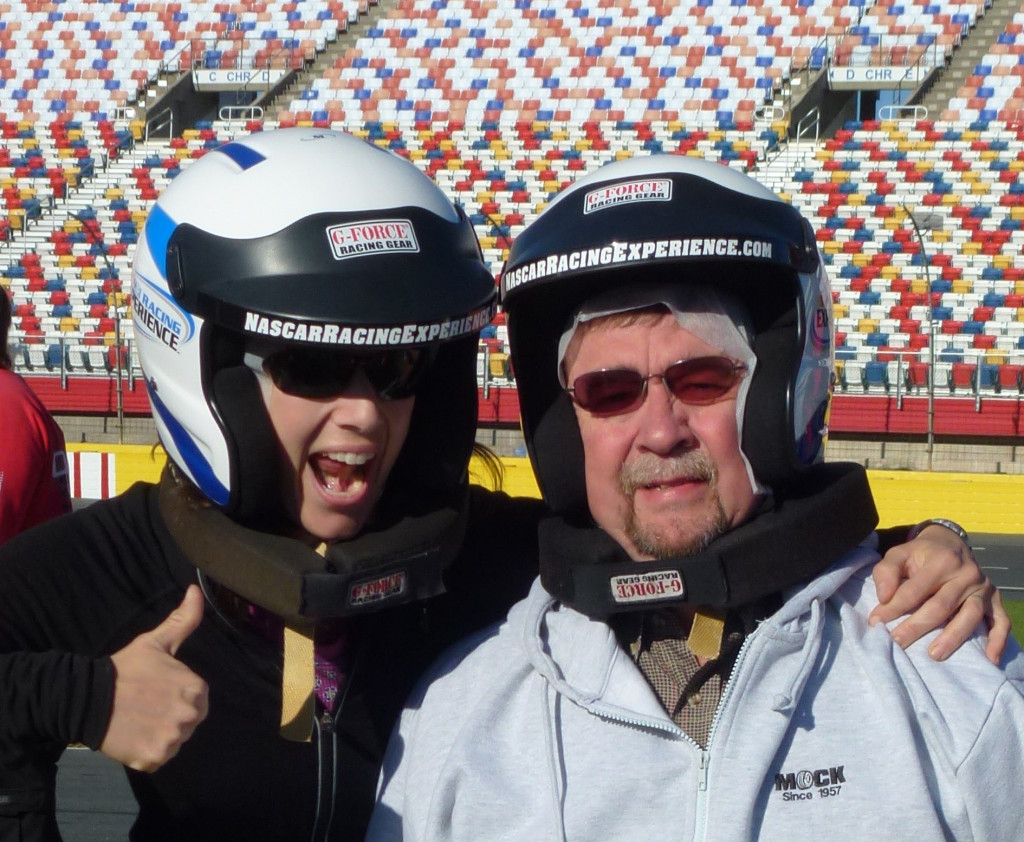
[0,130,1004,841]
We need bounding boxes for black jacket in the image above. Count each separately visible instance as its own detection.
[0,483,544,841]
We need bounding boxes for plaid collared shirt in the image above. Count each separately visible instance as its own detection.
[615,609,746,748]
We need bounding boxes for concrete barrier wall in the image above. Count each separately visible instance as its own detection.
[69,445,1024,536]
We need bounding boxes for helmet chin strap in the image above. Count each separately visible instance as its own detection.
[157,465,469,624]
[538,462,878,620]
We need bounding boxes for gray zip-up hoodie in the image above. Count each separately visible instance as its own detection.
[370,544,1024,841]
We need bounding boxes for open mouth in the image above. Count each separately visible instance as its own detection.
[311,450,372,495]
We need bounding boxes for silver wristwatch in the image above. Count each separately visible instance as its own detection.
[907,518,971,548]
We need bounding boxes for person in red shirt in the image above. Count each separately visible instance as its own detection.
[0,289,71,543]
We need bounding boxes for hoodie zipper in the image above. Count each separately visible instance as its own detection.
[309,708,338,841]
[692,630,756,842]
[309,631,365,841]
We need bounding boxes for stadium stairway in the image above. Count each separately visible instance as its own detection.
[917,0,1023,116]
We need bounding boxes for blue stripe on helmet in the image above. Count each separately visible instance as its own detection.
[144,203,177,279]
[146,379,230,506]
[216,141,267,171]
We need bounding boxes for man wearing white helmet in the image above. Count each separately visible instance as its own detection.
[370,156,1024,841]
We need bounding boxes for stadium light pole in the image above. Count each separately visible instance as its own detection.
[901,204,942,471]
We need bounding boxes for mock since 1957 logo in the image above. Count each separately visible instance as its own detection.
[773,764,846,803]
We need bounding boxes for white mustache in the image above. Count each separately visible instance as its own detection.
[619,451,716,495]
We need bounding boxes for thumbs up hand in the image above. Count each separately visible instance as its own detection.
[100,585,210,772]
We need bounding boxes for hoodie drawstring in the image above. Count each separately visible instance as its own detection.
[542,681,569,842]
[771,597,824,714]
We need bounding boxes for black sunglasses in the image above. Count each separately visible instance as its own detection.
[258,346,432,400]
[566,356,748,415]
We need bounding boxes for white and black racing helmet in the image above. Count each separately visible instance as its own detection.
[501,154,831,518]
[132,128,497,617]
[500,155,876,615]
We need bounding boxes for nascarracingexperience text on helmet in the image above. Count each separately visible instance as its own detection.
[499,154,878,618]
[132,127,497,621]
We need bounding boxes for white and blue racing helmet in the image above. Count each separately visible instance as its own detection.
[133,127,496,523]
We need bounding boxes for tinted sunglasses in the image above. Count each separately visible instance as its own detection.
[566,356,747,415]
[256,346,432,400]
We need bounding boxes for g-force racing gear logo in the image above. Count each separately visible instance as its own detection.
[327,219,419,260]
[349,570,407,607]
[773,765,846,803]
[584,178,672,214]
[610,570,685,604]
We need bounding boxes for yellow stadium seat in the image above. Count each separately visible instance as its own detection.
[488,352,510,379]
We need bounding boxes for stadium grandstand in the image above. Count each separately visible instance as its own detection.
[2,0,1024,483]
